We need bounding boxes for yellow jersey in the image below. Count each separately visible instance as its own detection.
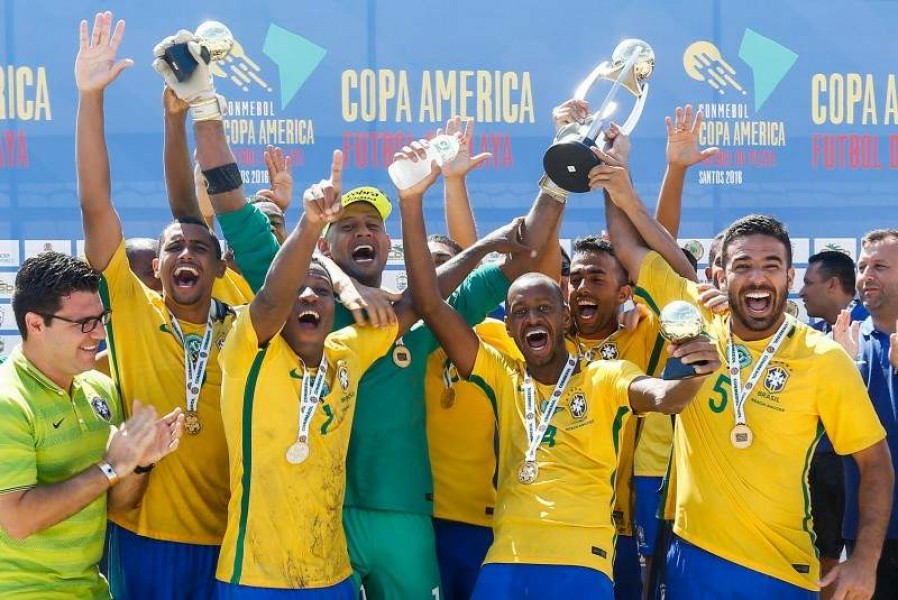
[216,268,254,306]
[426,318,518,527]
[564,311,668,536]
[636,250,886,590]
[470,342,642,579]
[98,241,236,545]
[216,307,397,589]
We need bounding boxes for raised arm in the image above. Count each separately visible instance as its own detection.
[440,116,491,248]
[655,105,719,236]
[399,160,481,378]
[592,147,698,282]
[162,87,203,222]
[627,337,720,414]
[250,151,342,345]
[75,12,132,271]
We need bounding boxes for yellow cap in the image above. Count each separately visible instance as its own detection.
[323,186,393,235]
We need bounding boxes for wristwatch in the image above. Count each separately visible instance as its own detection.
[96,461,120,487]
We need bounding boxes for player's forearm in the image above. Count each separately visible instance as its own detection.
[76,92,113,212]
[193,119,247,214]
[655,164,688,237]
[0,467,111,540]
[444,176,478,248]
[509,191,564,279]
[164,113,203,221]
[401,194,442,316]
[629,376,704,415]
[251,214,324,344]
[851,441,894,566]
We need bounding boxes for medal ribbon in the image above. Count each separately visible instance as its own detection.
[168,307,214,413]
[521,354,577,462]
[296,356,329,443]
[726,315,793,427]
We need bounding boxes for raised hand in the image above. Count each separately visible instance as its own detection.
[75,11,132,94]
[697,282,729,314]
[603,122,631,166]
[256,146,294,212]
[588,147,635,200]
[833,309,861,359]
[666,105,719,168]
[480,217,535,258]
[302,150,343,225]
[393,139,441,201]
[439,116,491,178]
[339,280,402,328]
[552,98,590,134]
[669,335,721,376]
[162,86,190,118]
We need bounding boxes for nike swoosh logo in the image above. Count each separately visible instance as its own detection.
[289,368,302,379]
[52,418,65,429]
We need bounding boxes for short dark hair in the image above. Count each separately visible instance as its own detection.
[427,234,463,257]
[862,229,898,247]
[808,250,856,296]
[560,245,571,277]
[157,217,222,259]
[12,252,101,340]
[572,235,628,284]
[308,257,334,288]
[721,215,792,267]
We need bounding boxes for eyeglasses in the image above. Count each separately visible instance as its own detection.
[37,309,112,333]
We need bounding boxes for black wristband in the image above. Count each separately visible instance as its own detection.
[202,163,243,195]
[134,463,156,475]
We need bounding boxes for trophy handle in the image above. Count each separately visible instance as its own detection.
[583,45,646,142]
[620,82,650,134]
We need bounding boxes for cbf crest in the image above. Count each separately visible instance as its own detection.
[337,361,350,391]
[764,366,789,393]
[91,396,112,422]
[569,393,588,419]
[599,343,619,360]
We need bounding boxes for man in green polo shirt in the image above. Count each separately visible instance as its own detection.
[0,252,184,599]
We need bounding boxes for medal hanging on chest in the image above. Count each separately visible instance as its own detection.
[168,308,214,436]
[285,356,329,465]
[392,337,412,368]
[726,316,792,449]
[517,354,577,484]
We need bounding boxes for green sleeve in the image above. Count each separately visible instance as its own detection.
[217,204,281,293]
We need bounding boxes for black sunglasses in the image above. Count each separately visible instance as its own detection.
[37,309,111,333]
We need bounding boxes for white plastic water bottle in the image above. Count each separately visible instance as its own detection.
[388,135,460,190]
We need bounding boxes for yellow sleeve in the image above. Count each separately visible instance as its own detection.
[213,268,254,305]
[469,341,515,416]
[817,345,887,455]
[328,322,399,373]
[98,240,150,308]
[635,251,708,320]
[589,359,644,411]
[219,306,266,377]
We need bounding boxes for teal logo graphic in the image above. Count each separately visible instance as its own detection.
[684,29,797,112]
[263,24,327,109]
[738,29,798,111]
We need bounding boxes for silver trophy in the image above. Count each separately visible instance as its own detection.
[658,301,705,380]
[543,39,655,193]
[162,21,234,82]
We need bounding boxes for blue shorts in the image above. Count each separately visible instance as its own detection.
[215,579,355,599]
[472,563,613,599]
[108,523,220,600]
[633,476,663,557]
[665,536,817,599]
[613,534,642,600]
[433,518,493,600]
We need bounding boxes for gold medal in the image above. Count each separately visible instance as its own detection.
[286,441,310,464]
[730,423,753,449]
[518,460,539,485]
[184,411,202,435]
[441,386,456,409]
[392,344,412,368]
